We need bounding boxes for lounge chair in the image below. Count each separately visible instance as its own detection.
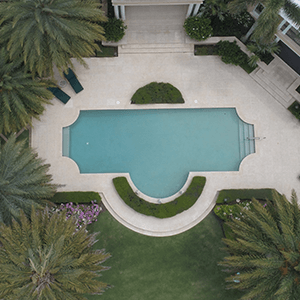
[47,87,71,104]
[63,68,84,93]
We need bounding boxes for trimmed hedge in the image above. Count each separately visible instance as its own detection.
[113,176,206,218]
[183,16,213,41]
[50,191,101,204]
[216,188,275,204]
[288,101,300,120]
[131,82,184,104]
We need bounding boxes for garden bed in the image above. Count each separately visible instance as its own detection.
[113,176,206,218]
[50,191,102,204]
[288,100,300,120]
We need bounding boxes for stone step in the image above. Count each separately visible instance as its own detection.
[250,68,293,107]
[119,43,194,54]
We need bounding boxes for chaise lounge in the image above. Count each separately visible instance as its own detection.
[47,87,71,104]
[63,68,84,93]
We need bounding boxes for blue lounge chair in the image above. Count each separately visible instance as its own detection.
[47,87,71,104]
[63,68,84,93]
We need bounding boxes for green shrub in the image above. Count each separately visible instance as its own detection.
[113,176,206,218]
[216,40,248,66]
[183,16,213,41]
[216,188,275,204]
[102,18,127,42]
[194,44,218,56]
[288,101,300,120]
[210,11,254,39]
[131,82,184,104]
[50,191,101,204]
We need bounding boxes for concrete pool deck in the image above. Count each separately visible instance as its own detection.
[32,52,300,236]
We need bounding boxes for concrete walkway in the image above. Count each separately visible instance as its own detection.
[31,6,300,236]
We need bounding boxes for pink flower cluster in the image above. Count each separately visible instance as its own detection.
[52,201,102,231]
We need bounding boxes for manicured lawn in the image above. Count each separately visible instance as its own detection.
[86,211,244,300]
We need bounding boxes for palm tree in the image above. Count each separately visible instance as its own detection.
[0,0,107,77]
[0,135,57,225]
[0,47,54,135]
[228,0,300,42]
[219,191,300,299]
[0,207,110,299]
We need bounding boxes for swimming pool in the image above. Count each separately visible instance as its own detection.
[63,109,255,198]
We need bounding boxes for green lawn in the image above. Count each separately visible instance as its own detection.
[86,211,244,300]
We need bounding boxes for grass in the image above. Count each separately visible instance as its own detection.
[131,82,184,104]
[195,44,218,56]
[95,43,117,57]
[113,176,206,218]
[86,211,244,300]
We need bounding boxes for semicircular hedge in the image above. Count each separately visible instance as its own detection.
[131,82,185,104]
[113,176,206,218]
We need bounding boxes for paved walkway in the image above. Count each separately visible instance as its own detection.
[31,6,300,236]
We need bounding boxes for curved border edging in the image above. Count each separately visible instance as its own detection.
[113,176,206,218]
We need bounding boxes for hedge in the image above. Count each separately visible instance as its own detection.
[113,176,206,218]
[288,101,300,120]
[50,191,101,204]
[131,82,184,104]
[216,189,275,204]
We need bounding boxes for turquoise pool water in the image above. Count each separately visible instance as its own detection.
[63,109,255,198]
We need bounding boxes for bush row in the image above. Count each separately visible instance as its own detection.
[50,191,102,204]
[113,176,206,218]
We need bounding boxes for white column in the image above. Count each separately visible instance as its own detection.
[192,3,201,16]
[241,21,257,42]
[120,5,126,21]
[282,24,292,35]
[114,5,120,19]
[186,4,194,18]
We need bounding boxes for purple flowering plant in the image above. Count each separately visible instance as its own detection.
[50,200,102,231]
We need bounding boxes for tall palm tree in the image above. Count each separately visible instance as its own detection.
[0,47,53,135]
[219,191,300,299]
[0,135,57,225]
[0,207,110,299]
[0,0,107,77]
[228,0,300,42]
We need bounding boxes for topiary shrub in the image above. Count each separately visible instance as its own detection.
[183,16,213,41]
[288,101,300,120]
[102,18,127,42]
[131,82,184,104]
[216,40,248,66]
[113,176,206,218]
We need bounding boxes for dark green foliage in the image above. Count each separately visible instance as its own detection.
[0,135,57,225]
[113,176,206,218]
[216,188,276,204]
[216,40,248,65]
[0,48,53,134]
[210,11,254,38]
[95,43,117,57]
[288,100,300,120]
[102,18,127,42]
[0,0,107,77]
[131,82,184,104]
[219,191,300,299]
[297,86,300,94]
[194,44,218,55]
[0,207,110,299]
[183,16,213,41]
[50,191,101,204]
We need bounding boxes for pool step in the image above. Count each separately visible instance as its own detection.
[238,120,255,160]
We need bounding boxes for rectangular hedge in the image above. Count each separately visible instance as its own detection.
[216,189,275,204]
[113,176,206,218]
[50,191,101,204]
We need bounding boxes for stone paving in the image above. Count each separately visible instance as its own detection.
[31,5,300,236]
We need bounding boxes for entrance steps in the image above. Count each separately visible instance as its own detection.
[118,43,194,54]
[250,67,294,108]
[238,119,255,160]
